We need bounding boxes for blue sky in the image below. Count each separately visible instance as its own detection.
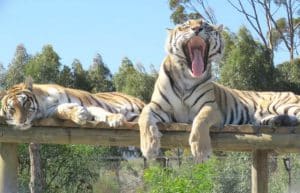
[0,0,291,74]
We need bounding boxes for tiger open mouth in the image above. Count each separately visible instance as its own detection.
[183,36,209,78]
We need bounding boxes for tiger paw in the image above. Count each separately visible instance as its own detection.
[56,103,92,125]
[106,114,126,127]
[94,113,126,127]
[190,141,212,164]
[140,125,162,159]
[71,106,92,125]
[268,115,298,127]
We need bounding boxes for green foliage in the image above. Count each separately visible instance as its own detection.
[113,57,134,91]
[220,27,274,90]
[88,53,114,93]
[41,145,98,193]
[269,154,300,193]
[58,65,74,87]
[25,45,61,83]
[168,0,215,24]
[18,144,124,193]
[170,4,189,25]
[18,144,30,193]
[4,44,30,88]
[0,63,6,89]
[143,158,216,193]
[71,59,91,91]
[93,174,120,193]
[213,153,251,193]
[274,58,300,94]
[270,17,300,50]
[168,0,203,24]
[220,30,236,62]
[113,57,156,102]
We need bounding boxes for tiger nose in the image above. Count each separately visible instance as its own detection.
[192,26,202,35]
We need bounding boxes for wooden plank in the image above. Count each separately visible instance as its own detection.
[0,143,18,193]
[252,150,269,193]
[0,125,300,152]
[1,117,300,134]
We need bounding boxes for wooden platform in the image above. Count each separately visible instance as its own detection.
[0,117,299,193]
[0,118,299,152]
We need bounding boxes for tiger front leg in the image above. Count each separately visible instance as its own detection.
[139,104,169,159]
[86,106,126,127]
[189,103,222,163]
[54,103,92,125]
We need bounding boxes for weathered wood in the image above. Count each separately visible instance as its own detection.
[0,118,300,193]
[252,150,269,193]
[29,118,300,134]
[29,143,45,193]
[1,117,300,134]
[0,119,299,152]
[0,143,18,193]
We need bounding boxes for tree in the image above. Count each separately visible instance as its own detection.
[88,53,113,93]
[19,144,100,193]
[113,57,156,102]
[58,65,74,87]
[22,44,61,193]
[25,45,61,84]
[113,57,135,92]
[220,27,274,91]
[169,0,217,24]
[227,0,300,62]
[5,44,30,88]
[274,58,300,93]
[71,59,90,91]
[0,63,6,89]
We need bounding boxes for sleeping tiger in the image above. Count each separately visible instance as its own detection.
[139,19,300,163]
[0,78,144,130]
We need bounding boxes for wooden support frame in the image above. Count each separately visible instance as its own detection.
[0,143,18,193]
[0,118,300,193]
[252,150,269,193]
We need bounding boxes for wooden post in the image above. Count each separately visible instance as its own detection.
[0,143,18,193]
[29,143,44,193]
[252,149,269,193]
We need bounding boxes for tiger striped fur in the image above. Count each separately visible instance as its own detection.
[139,19,300,163]
[0,79,144,130]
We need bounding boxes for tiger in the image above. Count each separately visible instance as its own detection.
[139,19,300,163]
[0,78,145,130]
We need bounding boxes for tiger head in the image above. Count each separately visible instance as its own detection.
[165,19,224,78]
[0,79,38,130]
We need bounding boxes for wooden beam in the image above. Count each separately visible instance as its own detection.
[0,118,299,152]
[252,150,269,193]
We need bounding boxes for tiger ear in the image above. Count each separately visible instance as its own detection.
[24,77,33,91]
[215,24,223,32]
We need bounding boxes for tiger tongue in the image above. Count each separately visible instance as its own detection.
[192,49,204,77]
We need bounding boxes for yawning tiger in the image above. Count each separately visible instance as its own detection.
[139,19,300,163]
